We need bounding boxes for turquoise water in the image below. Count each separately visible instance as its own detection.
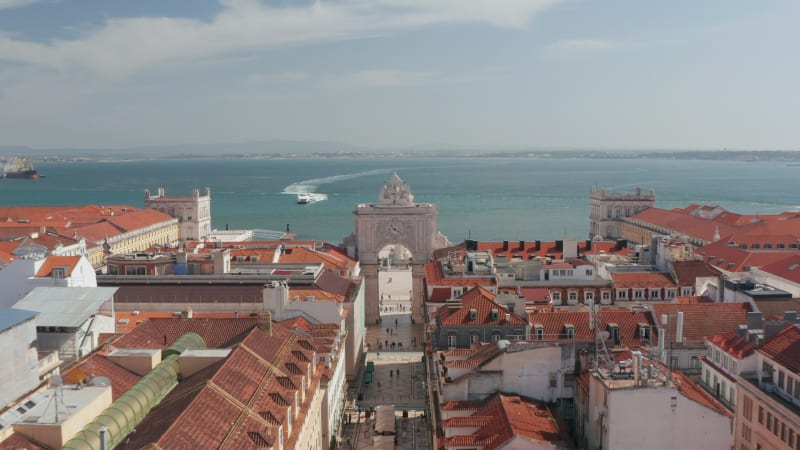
[0,157,797,243]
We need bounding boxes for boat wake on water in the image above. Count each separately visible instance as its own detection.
[282,168,394,204]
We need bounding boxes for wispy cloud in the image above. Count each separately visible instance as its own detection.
[0,0,564,78]
[0,0,38,11]
[246,71,308,85]
[326,67,508,88]
[544,38,641,57]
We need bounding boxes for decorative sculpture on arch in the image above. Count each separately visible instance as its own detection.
[379,172,414,206]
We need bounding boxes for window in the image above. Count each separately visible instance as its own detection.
[535,326,544,340]
[633,289,644,299]
[795,378,800,399]
[758,406,764,425]
[730,386,736,406]
[707,343,713,357]
[742,395,753,421]
[751,243,760,249]
[564,325,575,340]
[742,423,752,443]
[723,355,729,369]
[601,291,611,301]
[52,268,65,278]
[125,266,146,275]
[764,243,773,249]
[649,288,660,300]
[568,291,578,302]
[779,370,785,389]
[773,417,779,437]
[491,332,501,342]
[665,288,676,299]
[790,429,795,447]
[584,291,594,303]
[715,350,721,363]
[767,412,772,430]
[470,333,479,344]
[447,334,457,348]
[616,289,628,300]
[732,360,738,374]
[108,264,119,275]
[551,291,561,303]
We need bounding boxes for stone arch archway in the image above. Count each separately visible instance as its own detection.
[349,173,448,323]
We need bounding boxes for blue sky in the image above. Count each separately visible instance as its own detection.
[0,0,797,150]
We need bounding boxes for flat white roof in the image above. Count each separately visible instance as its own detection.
[14,287,118,328]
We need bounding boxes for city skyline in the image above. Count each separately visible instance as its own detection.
[0,0,798,151]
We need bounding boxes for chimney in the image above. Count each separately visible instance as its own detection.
[585,239,592,251]
[675,311,684,343]
[257,311,272,335]
[183,307,193,319]
[632,351,642,387]
[502,240,509,251]
[519,240,525,251]
[534,240,541,251]
[555,240,563,251]
[746,312,763,330]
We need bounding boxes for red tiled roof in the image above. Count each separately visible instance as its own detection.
[61,352,142,400]
[611,272,675,289]
[104,208,176,232]
[442,343,501,370]
[651,302,751,343]
[34,255,81,277]
[112,318,259,349]
[424,259,496,288]
[441,393,563,450]
[0,433,49,450]
[119,325,321,450]
[436,286,527,326]
[429,287,453,302]
[706,331,756,359]
[528,309,654,344]
[758,254,800,284]
[758,324,800,373]
[629,207,738,243]
[671,260,721,286]
[697,239,799,272]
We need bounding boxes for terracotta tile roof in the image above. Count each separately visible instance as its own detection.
[277,246,357,273]
[424,259,496,288]
[34,255,81,277]
[72,221,124,242]
[0,432,49,450]
[474,240,635,259]
[441,393,564,450]
[651,302,751,343]
[119,325,321,450]
[696,239,799,272]
[112,318,258,349]
[757,324,800,373]
[671,260,721,286]
[61,352,142,400]
[289,287,345,303]
[429,287,453,302]
[442,343,502,370]
[706,331,757,359]
[436,286,527,326]
[104,208,176,232]
[528,309,655,344]
[114,311,243,332]
[629,207,737,243]
[758,254,800,284]
[610,272,676,289]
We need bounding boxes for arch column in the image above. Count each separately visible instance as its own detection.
[363,264,380,325]
[411,264,425,323]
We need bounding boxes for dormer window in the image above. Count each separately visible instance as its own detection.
[639,323,651,340]
[564,324,575,340]
[52,268,65,279]
[534,325,544,340]
[490,308,499,321]
[607,323,620,345]
[469,308,478,321]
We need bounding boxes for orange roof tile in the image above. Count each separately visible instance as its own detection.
[758,324,800,373]
[611,272,676,289]
[441,393,564,450]
[442,343,502,370]
[697,239,799,272]
[759,254,800,284]
[61,352,142,400]
[436,286,527,326]
[706,331,756,359]
[34,255,81,277]
[671,260,721,285]
[651,302,751,343]
[671,370,733,418]
[528,309,654,344]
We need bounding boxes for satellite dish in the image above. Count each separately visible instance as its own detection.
[92,376,111,387]
[599,331,610,341]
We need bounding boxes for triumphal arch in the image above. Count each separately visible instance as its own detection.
[344,173,449,324]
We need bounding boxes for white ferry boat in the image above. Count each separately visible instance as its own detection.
[296,193,318,204]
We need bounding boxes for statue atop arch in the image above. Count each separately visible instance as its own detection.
[379,172,414,206]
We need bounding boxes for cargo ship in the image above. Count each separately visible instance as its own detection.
[2,157,41,179]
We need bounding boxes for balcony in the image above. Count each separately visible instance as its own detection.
[697,378,735,411]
